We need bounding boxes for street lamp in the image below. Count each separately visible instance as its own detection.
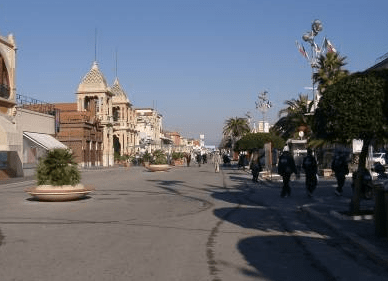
[297,19,324,111]
[255,90,272,133]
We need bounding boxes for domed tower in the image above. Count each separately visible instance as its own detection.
[76,61,114,166]
[111,77,136,156]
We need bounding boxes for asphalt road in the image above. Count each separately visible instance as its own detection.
[0,164,387,280]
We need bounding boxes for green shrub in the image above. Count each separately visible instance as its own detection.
[152,150,167,165]
[142,151,152,163]
[36,149,81,186]
[114,152,121,162]
[172,151,184,160]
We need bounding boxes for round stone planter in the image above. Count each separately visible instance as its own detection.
[145,164,172,172]
[25,184,94,202]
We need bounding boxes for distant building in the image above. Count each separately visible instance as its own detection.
[135,108,163,152]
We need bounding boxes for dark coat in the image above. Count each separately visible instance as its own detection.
[331,155,349,176]
[302,154,318,175]
[278,151,297,176]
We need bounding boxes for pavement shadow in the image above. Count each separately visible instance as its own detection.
[237,236,327,281]
[211,191,258,206]
[25,195,93,202]
[214,206,329,280]
[147,179,185,194]
[214,206,284,231]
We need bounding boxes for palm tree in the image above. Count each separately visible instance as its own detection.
[313,52,349,95]
[223,117,250,151]
[272,94,313,140]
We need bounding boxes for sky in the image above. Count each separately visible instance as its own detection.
[1,0,388,146]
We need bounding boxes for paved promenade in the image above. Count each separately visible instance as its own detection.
[0,164,387,280]
[243,168,388,269]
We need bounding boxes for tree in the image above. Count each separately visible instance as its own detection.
[223,117,250,151]
[36,149,81,186]
[313,52,349,95]
[272,94,313,140]
[235,132,285,152]
[313,69,388,212]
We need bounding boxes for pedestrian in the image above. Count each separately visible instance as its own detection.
[331,151,349,196]
[184,152,191,167]
[302,148,318,197]
[238,154,244,170]
[214,152,221,173]
[250,159,262,182]
[196,153,202,167]
[202,154,207,164]
[277,146,297,198]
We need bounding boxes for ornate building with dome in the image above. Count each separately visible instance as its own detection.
[55,61,138,167]
[111,77,137,157]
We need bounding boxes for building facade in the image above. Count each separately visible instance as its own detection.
[0,32,19,177]
[111,78,137,157]
[76,61,114,166]
[55,103,103,167]
[135,108,163,152]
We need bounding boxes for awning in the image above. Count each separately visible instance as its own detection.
[23,132,67,151]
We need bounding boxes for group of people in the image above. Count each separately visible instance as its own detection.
[277,147,349,198]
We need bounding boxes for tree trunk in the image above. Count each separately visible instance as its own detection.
[349,139,370,213]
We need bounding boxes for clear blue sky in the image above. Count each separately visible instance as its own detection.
[1,0,388,145]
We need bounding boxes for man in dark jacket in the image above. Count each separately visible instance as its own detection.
[302,148,318,197]
[331,151,349,196]
[251,159,262,182]
[278,147,297,198]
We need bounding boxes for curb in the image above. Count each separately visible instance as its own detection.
[329,210,374,221]
[302,206,388,269]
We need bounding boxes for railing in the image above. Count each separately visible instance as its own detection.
[16,94,56,116]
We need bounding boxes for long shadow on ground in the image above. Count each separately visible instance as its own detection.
[214,206,330,281]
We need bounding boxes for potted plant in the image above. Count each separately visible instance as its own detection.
[146,150,172,172]
[172,151,185,166]
[142,151,152,166]
[25,148,93,201]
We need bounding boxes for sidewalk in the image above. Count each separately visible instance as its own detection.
[246,170,388,268]
[0,164,129,186]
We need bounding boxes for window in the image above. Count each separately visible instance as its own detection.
[0,55,10,99]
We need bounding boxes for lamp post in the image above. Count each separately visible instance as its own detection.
[246,111,253,132]
[255,90,272,133]
[297,19,323,111]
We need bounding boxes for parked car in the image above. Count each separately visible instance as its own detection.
[372,152,386,165]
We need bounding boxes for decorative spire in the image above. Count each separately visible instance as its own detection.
[77,61,109,93]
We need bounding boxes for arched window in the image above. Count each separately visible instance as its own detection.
[0,54,10,99]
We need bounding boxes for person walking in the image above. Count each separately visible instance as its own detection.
[214,152,221,173]
[302,148,318,198]
[331,151,349,196]
[184,152,191,167]
[278,146,297,198]
[250,159,262,182]
[196,153,202,167]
